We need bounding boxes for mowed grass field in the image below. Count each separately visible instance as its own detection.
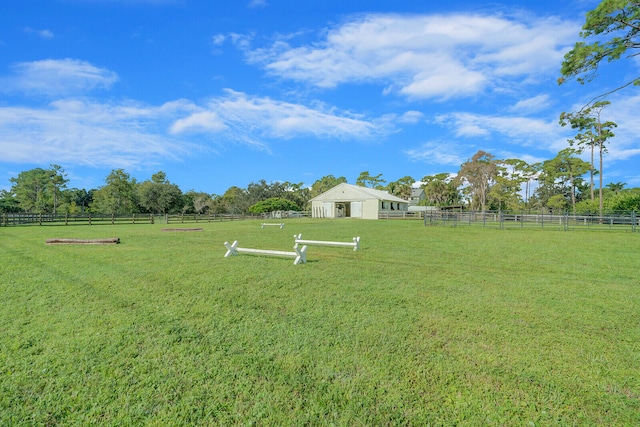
[1,219,639,426]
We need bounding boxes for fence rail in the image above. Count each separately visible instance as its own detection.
[165,213,255,223]
[0,212,263,226]
[3,210,638,233]
[420,210,638,233]
[1,213,154,226]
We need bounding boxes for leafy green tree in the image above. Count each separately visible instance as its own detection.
[421,173,460,206]
[9,165,68,213]
[138,171,183,214]
[151,171,167,184]
[356,171,386,189]
[604,192,640,212]
[605,182,626,194]
[47,164,68,214]
[63,188,93,214]
[386,176,414,200]
[560,101,617,214]
[547,194,568,213]
[521,161,542,211]
[559,0,640,95]
[245,180,293,207]
[245,180,271,206]
[209,194,228,214]
[574,198,600,215]
[185,191,214,214]
[0,190,21,213]
[487,160,529,211]
[91,169,139,214]
[310,175,347,197]
[282,182,311,210]
[10,168,49,212]
[249,197,300,214]
[220,186,247,214]
[538,149,591,212]
[456,151,497,211]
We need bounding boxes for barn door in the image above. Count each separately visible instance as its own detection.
[322,202,332,217]
[351,201,362,218]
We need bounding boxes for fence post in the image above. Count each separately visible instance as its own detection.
[632,211,636,233]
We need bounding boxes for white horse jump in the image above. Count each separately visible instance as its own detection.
[261,223,285,228]
[293,234,360,251]
[224,240,307,265]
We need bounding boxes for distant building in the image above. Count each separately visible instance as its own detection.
[309,183,409,220]
[409,188,425,206]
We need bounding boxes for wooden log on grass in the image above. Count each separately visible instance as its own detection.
[46,238,120,245]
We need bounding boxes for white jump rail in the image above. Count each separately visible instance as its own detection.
[224,240,307,265]
[293,234,360,251]
[261,223,285,228]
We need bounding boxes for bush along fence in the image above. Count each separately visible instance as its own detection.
[421,210,639,233]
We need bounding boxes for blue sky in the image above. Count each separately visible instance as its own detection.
[1,0,639,195]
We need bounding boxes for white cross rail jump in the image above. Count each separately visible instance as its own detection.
[293,234,360,251]
[261,223,285,228]
[224,240,307,265]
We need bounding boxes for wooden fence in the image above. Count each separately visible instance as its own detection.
[1,213,154,226]
[0,212,273,226]
[419,210,639,233]
[165,213,257,223]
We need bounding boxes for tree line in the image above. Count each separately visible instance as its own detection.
[2,144,639,217]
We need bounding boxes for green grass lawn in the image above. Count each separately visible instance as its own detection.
[1,220,639,425]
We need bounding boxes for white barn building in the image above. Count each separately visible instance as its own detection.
[310,183,409,219]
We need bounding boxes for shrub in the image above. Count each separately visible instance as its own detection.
[248,197,300,214]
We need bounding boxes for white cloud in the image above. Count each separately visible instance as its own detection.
[245,12,579,100]
[0,99,196,168]
[0,88,392,169]
[171,111,227,134]
[602,95,640,161]
[435,112,562,146]
[212,34,226,45]
[171,89,391,144]
[404,141,466,166]
[24,27,54,39]
[398,110,424,124]
[0,59,118,96]
[248,0,267,8]
[509,94,552,114]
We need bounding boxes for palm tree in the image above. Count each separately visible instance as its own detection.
[605,182,626,195]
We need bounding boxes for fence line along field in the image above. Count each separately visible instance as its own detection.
[1,219,638,425]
